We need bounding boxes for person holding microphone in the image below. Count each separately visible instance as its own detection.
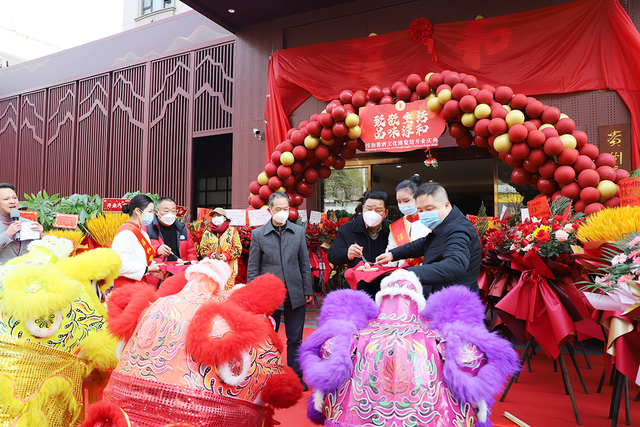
[0,183,44,264]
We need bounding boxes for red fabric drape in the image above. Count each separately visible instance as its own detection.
[266,0,640,167]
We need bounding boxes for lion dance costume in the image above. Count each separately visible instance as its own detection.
[82,259,302,427]
[299,270,519,427]
[0,236,122,427]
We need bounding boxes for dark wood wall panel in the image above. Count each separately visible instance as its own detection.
[17,90,46,196]
[110,65,147,198]
[194,43,234,134]
[0,97,19,184]
[147,54,192,206]
[76,74,111,196]
[45,83,76,196]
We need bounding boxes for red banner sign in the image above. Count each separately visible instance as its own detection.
[620,177,640,207]
[359,99,446,153]
[55,213,79,229]
[176,205,188,218]
[103,198,130,212]
[19,211,38,222]
[527,197,552,219]
[197,208,213,221]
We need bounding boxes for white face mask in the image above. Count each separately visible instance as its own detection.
[160,213,176,226]
[211,216,225,227]
[272,211,289,225]
[363,211,383,227]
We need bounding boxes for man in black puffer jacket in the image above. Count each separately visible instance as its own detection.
[376,182,481,298]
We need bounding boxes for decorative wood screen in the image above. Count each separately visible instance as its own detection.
[17,90,46,196]
[0,97,19,184]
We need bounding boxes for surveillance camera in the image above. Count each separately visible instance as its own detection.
[253,128,261,136]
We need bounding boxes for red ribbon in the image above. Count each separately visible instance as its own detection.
[309,248,330,284]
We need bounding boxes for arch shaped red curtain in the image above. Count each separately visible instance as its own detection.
[266,0,640,168]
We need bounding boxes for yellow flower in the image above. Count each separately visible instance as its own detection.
[577,206,640,242]
[533,225,551,239]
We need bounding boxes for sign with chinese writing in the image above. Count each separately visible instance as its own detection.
[297,210,307,222]
[19,211,38,221]
[102,198,130,212]
[176,206,188,218]
[619,177,640,207]
[598,123,631,172]
[226,209,247,226]
[55,213,79,229]
[527,197,551,220]
[359,99,446,152]
[248,209,271,227]
[197,208,213,221]
[309,211,322,224]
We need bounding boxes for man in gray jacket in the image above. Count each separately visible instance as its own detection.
[247,192,313,390]
[0,183,43,264]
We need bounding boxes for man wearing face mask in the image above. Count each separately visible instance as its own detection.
[146,197,197,267]
[375,182,481,298]
[327,190,392,297]
[247,192,313,391]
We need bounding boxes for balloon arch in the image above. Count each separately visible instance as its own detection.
[248,71,630,221]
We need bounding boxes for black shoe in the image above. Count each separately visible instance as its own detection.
[300,378,309,392]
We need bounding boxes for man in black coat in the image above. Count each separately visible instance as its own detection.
[327,190,392,297]
[376,182,481,298]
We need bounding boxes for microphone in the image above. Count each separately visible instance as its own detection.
[10,209,20,241]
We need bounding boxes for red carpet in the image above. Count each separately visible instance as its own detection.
[274,328,640,426]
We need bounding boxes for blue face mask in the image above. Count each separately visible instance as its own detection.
[141,213,154,226]
[398,202,417,216]
[419,205,446,229]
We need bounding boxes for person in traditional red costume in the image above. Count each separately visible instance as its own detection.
[111,194,161,290]
[384,174,430,267]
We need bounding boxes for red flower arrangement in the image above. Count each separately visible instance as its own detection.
[186,219,208,256]
[236,225,258,258]
[306,220,338,251]
[408,18,437,61]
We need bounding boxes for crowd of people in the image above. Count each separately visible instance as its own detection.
[0,176,483,397]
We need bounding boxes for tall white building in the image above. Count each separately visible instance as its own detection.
[123,0,193,31]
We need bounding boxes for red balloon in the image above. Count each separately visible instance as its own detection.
[299,120,310,130]
[341,146,356,159]
[572,155,594,173]
[416,81,431,97]
[452,83,470,100]
[538,177,558,195]
[410,91,419,102]
[428,73,444,90]
[481,84,496,94]
[395,85,412,101]
[331,106,347,122]
[345,138,359,150]
[538,159,558,178]
[314,144,330,160]
[275,143,283,152]
[474,119,491,137]
[596,153,617,168]
[554,165,576,186]
[320,127,334,142]
[323,153,337,167]
[523,159,539,174]
[268,176,283,190]
[494,86,514,104]
[306,121,322,137]
[443,100,461,119]
[251,195,265,209]
[291,130,305,146]
[318,112,334,128]
[265,162,278,177]
[456,133,473,148]
[435,84,452,96]
[523,121,537,132]
[526,130,546,148]
[271,151,282,165]
[292,145,308,160]
[557,148,579,166]
[304,187,314,198]
[551,191,564,202]
[511,167,531,186]
[491,107,508,120]
[510,94,528,110]
[287,207,299,222]
[541,126,559,139]
[380,95,394,105]
[561,182,582,200]
[367,85,383,102]
[604,197,621,208]
[475,89,494,105]
[292,193,304,206]
[443,72,461,87]
[352,91,367,108]
[459,95,477,113]
[615,168,631,183]
[462,75,478,88]
[474,134,489,148]
[525,100,544,118]
[488,118,508,136]
[578,169,600,188]
[528,173,541,188]
[332,122,348,138]
[511,142,531,160]
[259,185,274,199]
[508,124,528,143]
[543,137,564,156]
[281,140,294,153]
[572,130,588,149]
[528,148,548,167]
[406,74,422,90]
[303,168,318,184]
[282,175,295,188]
[277,165,292,179]
[249,180,261,195]
[584,202,605,216]
[505,153,524,167]
[318,165,331,179]
[541,107,561,124]
[291,161,303,174]
[487,145,499,156]
[580,144,600,160]
[339,90,353,104]
[574,199,587,213]
[555,118,576,135]
[449,122,468,139]
[287,128,296,139]
[333,156,346,170]
[595,165,616,182]
[296,181,310,194]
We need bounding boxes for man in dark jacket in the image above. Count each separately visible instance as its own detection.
[247,192,313,390]
[327,190,392,297]
[376,182,481,298]
[146,197,197,263]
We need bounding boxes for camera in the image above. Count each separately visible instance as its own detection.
[253,128,262,140]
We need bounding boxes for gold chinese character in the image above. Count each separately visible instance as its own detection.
[611,151,623,164]
[607,130,621,146]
